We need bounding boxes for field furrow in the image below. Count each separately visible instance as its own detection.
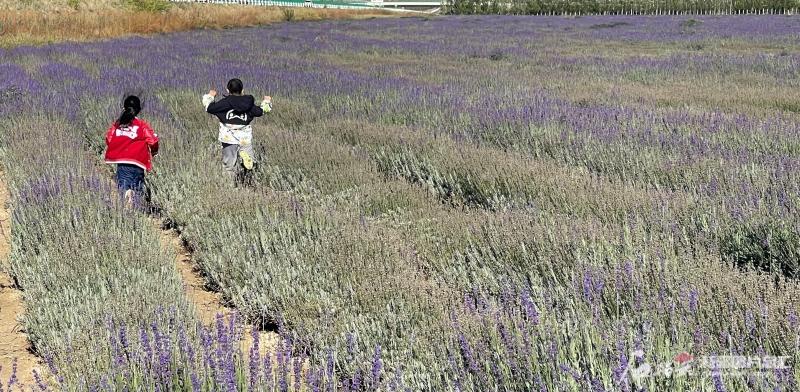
[0,173,46,387]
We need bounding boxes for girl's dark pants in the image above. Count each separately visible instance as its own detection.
[116,163,146,198]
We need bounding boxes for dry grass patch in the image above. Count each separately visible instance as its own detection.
[0,4,395,47]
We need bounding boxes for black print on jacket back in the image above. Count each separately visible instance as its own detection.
[206,94,264,126]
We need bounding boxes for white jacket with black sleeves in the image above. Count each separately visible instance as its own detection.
[202,94,272,146]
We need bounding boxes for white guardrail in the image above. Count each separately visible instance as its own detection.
[170,0,442,11]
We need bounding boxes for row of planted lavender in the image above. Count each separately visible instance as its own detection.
[0,82,400,391]
[0,94,198,388]
[444,0,800,15]
[1,15,799,390]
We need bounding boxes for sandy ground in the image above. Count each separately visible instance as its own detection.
[160,227,280,357]
[0,173,48,388]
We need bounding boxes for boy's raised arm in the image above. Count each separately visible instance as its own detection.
[249,103,263,118]
[248,96,271,118]
[202,89,222,113]
[260,96,273,114]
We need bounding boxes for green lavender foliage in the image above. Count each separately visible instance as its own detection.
[0,113,194,386]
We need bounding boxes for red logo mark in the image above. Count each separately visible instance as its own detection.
[674,352,694,365]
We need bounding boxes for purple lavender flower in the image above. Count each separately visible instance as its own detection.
[325,348,335,392]
[351,369,363,392]
[249,328,261,390]
[346,332,356,361]
[688,289,699,314]
[746,311,757,336]
[293,355,304,391]
[534,375,548,392]
[118,325,130,363]
[464,291,477,313]
[712,370,726,392]
[263,353,274,391]
[32,369,47,392]
[140,327,153,368]
[496,317,518,375]
[370,345,383,389]
[278,344,289,392]
[305,367,315,392]
[7,359,18,390]
[458,332,479,375]
[200,325,214,374]
[613,348,629,386]
[547,339,558,361]
[558,364,581,381]
[591,377,606,392]
[190,371,202,392]
[521,289,540,326]
[447,350,463,392]
[693,325,706,350]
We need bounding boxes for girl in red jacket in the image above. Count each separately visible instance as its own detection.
[104,95,159,206]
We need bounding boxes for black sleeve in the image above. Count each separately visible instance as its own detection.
[249,104,264,118]
[206,98,229,115]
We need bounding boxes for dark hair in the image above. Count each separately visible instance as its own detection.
[227,78,244,95]
[117,95,141,127]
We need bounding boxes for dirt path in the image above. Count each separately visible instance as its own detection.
[0,173,47,387]
[159,227,279,357]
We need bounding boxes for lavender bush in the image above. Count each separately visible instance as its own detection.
[0,15,799,390]
[444,0,800,15]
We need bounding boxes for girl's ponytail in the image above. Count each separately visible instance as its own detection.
[117,95,141,127]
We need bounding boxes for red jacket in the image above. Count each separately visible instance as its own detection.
[104,118,159,171]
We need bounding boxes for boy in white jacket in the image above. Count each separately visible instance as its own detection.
[202,78,272,182]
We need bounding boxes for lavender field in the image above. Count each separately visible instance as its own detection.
[1,14,800,391]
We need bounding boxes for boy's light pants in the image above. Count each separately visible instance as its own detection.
[221,142,255,180]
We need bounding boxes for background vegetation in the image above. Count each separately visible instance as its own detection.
[445,0,800,15]
[0,1,393,47]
